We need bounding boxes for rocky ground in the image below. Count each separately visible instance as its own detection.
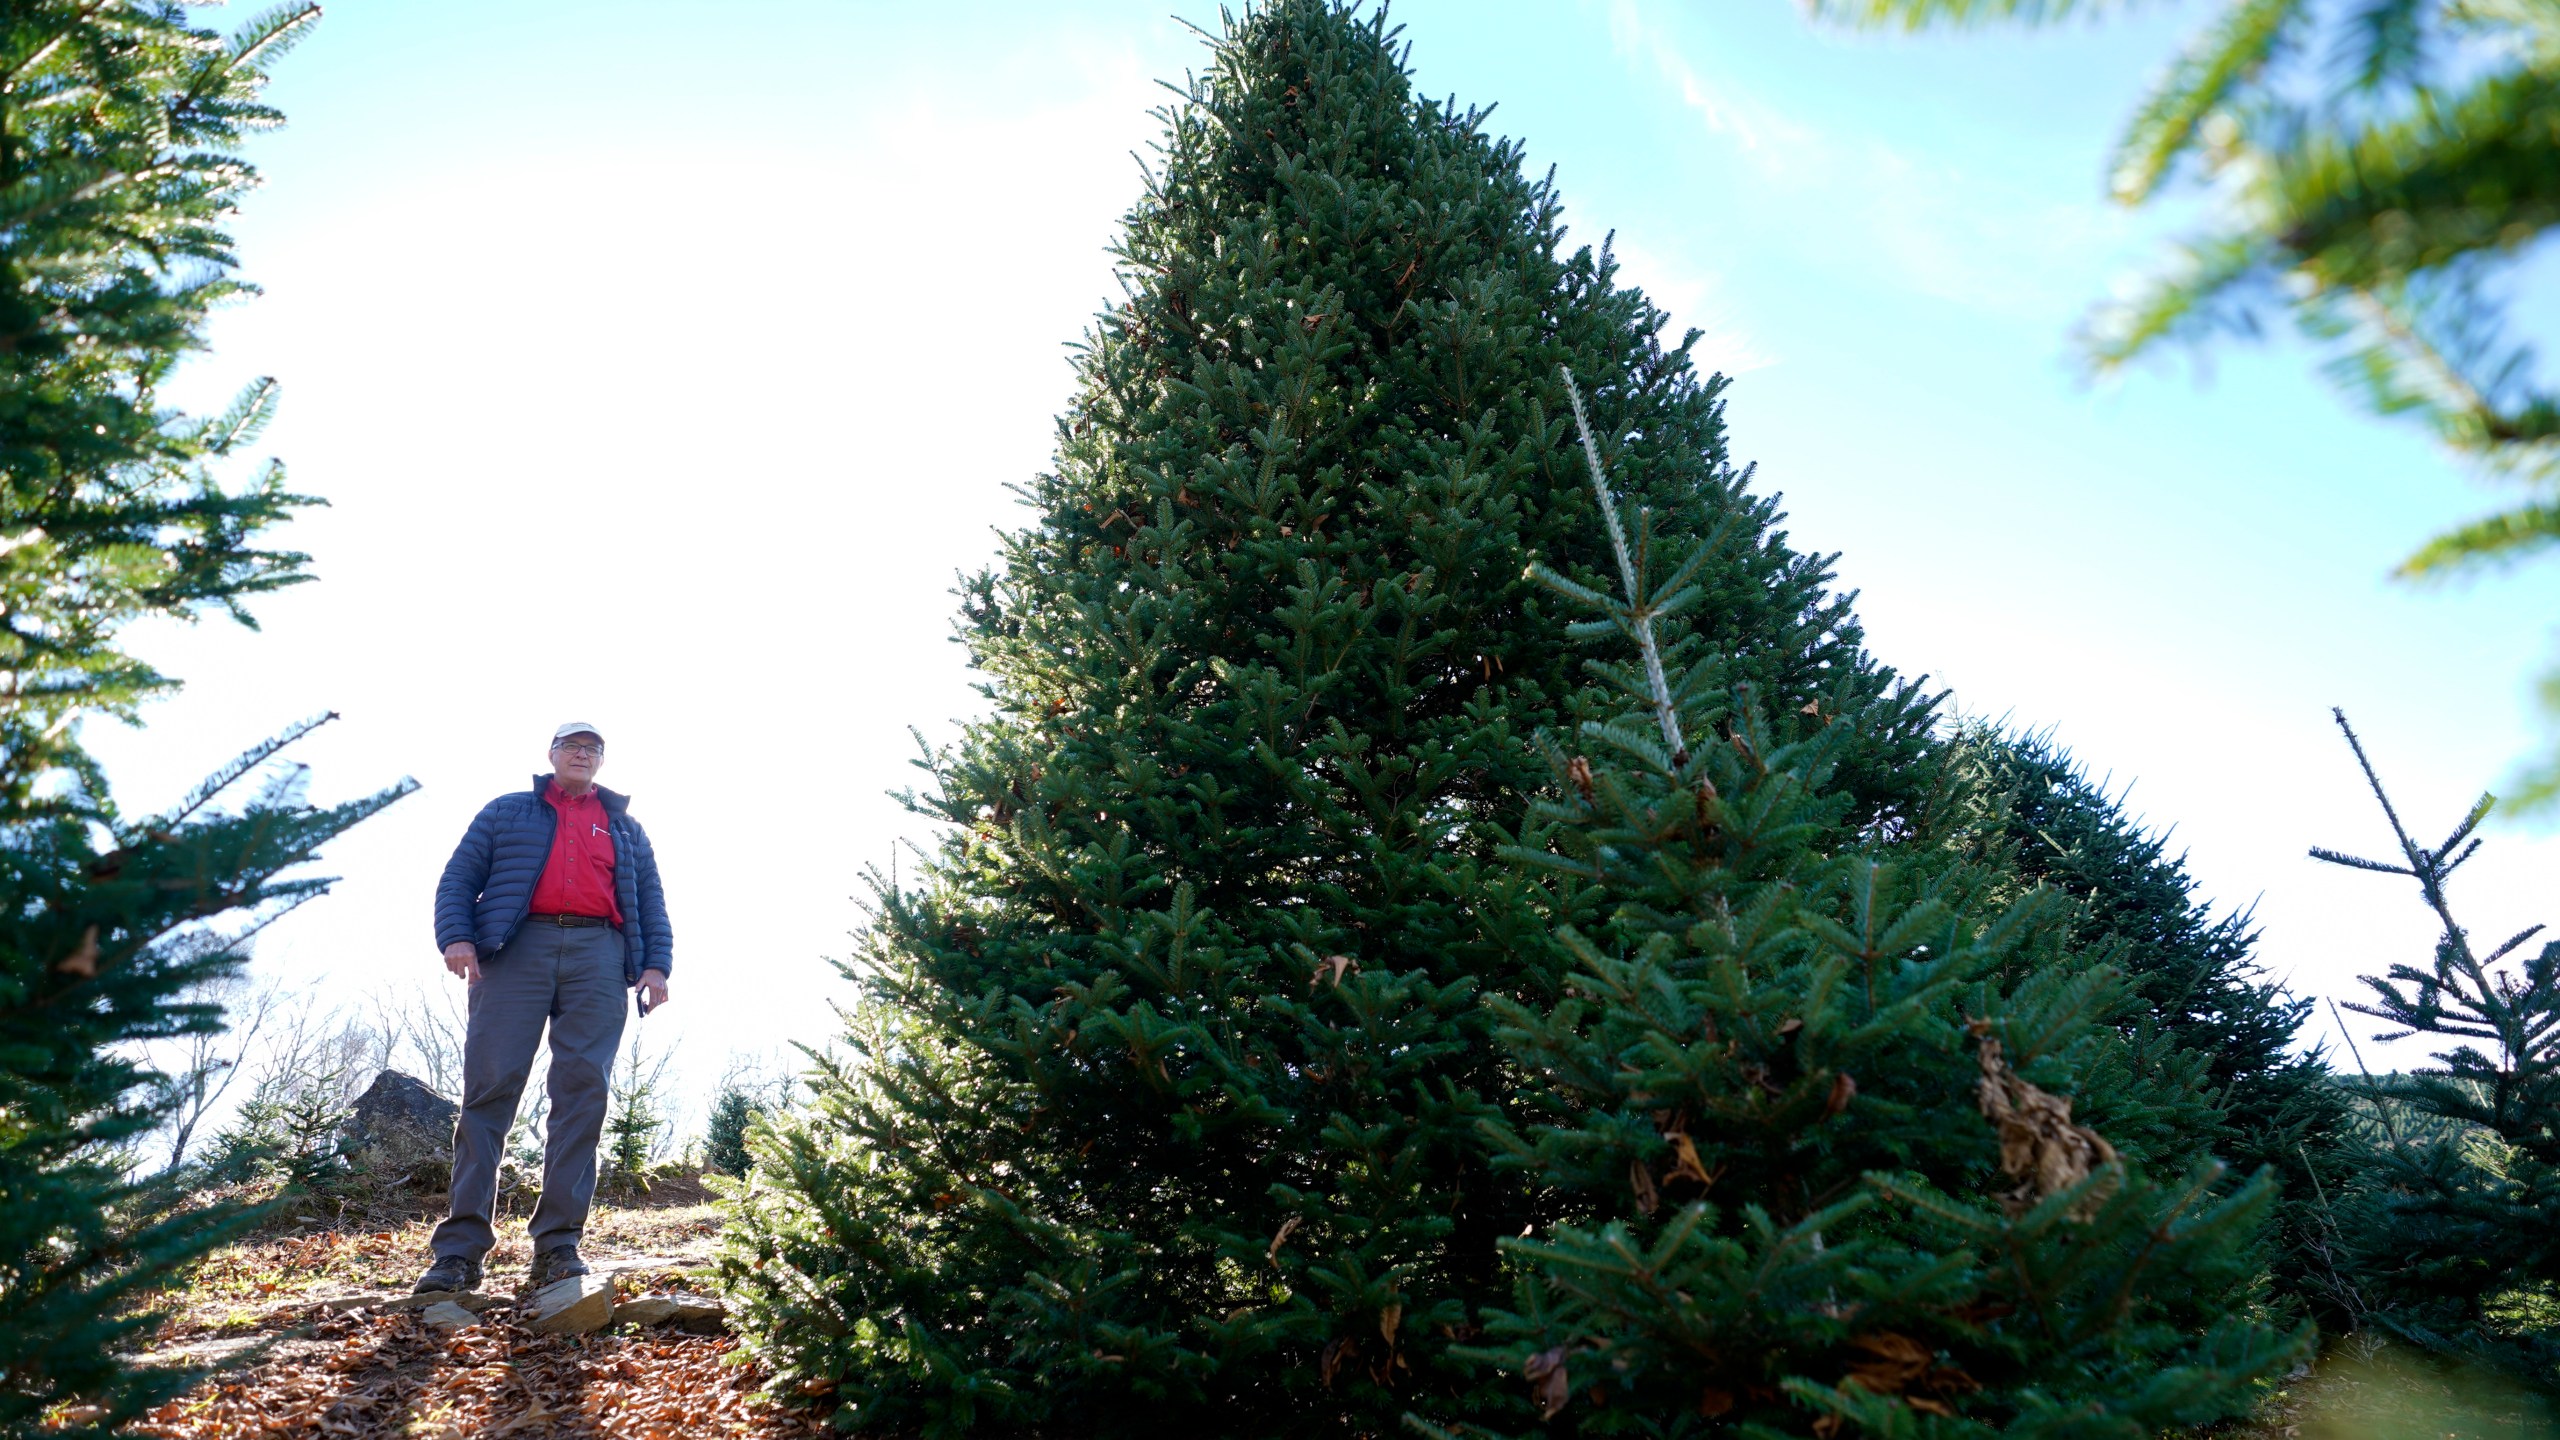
[128,1175,823,1440]
[113,1174,2542,1440]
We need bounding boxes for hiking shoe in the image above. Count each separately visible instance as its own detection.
[411,1255,482,1295]
[527,1244,589,1290]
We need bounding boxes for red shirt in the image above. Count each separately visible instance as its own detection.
[528,780,622,923]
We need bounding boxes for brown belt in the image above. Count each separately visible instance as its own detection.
[528,912,614,928]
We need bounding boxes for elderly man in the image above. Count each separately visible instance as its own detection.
[414,722,673,1295]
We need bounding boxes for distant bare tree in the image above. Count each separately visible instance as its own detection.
[366,977,469,1099]
[155,975,288,1173]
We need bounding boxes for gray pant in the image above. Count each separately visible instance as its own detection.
[431,920,629,1262]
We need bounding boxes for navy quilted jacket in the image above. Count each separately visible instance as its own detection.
[432,775,673,982]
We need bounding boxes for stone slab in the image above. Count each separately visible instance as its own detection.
[528,1272,618,1336]
[612,1293,727,1330]
[420,1301,477,1330]
[135,1334,269,1370]
[326,1289,507,1316]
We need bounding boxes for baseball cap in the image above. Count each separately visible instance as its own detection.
[551,721,605,745]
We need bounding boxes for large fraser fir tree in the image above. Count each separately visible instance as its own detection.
[1421,382,2307,1437]
[717,4,1939,1433]
[0,4,402,1429]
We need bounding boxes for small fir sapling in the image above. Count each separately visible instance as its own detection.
[705,1087,767,1178]
[2312,709,2560,1379]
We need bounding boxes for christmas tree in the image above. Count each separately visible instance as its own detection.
[1954,726,2353,1318]
[717,3,1939,1432]
[2313,710,2560,1382]
[1419,375,2308,1437]
[0,3,404,1428]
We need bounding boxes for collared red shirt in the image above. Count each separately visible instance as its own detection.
[528,779,622,923]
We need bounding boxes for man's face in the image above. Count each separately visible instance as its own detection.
[551,733,604,787]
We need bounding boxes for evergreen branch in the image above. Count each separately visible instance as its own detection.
[199,377,278,457]
[1,2,104,85]
[1560,365,1684,766]
[2395,500,2560,578]
[149,711,337,830]
[2327,707,2429,881]
[1805,0,2145,29]
[2341,0,2432,90]
[2108,0,2308,203]
[2484,923,2546,964]
[2332,285,2531,450]
[2327,997,2415,1157]
[2080,229,2274,371]
[2308,845,2410,874]
[222,4,324,74]
[2437,792,2493,856]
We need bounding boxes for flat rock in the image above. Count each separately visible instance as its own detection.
[612,1293,727,1331]
[326,1289,508,1316]
[528,1273,618,1335]
[587,1252,705,1277]
[135,1334,270,1370]
[419,1301,478,1330]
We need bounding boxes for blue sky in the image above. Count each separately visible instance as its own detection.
[98,0,2560,1122]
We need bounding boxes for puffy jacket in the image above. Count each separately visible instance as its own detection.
[433,774,673,983]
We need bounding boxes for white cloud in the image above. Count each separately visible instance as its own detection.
[1601,0,2133,321]
[1607,237,1777,376]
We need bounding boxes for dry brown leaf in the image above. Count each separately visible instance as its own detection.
[1696,1386,1734,1417]
[1824,1071,1857,1118]
[1567,755,1595,799]
[1524,1346,1570,1419]
[1378,1303,1402,1343]
[1309,955,1357,991]
[1628,1158,1660,1216]
[57,926,98,977]
[1267,1215,1301,1266]
[1845,1332,1932,1394]
[1320,1335,1357,1390]
[1663,1134,1714,1188]
[1975,1036,2119,1217]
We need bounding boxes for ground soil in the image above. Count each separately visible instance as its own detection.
[126,1172,822,1440]
[111,1173,2546,1439]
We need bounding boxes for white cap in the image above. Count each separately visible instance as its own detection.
[551,721,605,745]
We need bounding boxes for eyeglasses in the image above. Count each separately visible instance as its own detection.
[554,742,604,758]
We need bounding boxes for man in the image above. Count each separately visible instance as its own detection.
[414,722,673,1295]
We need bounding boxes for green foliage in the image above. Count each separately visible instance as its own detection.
[1811,0,2560,808]
[1953,724,2355,1318]
[2312,710,2560,1382]
[197,1020,361,1195]
[602,1035,670,1194]
[1,722,403,1429]
[0,0,326,810]
[715,4,1938,1434]
[1419,383,2309,1436]
[704,1087,765,1179]
[0,3,406,1429]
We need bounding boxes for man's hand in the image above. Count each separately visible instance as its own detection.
[443,941,481,985]
[637,969,669,1012]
